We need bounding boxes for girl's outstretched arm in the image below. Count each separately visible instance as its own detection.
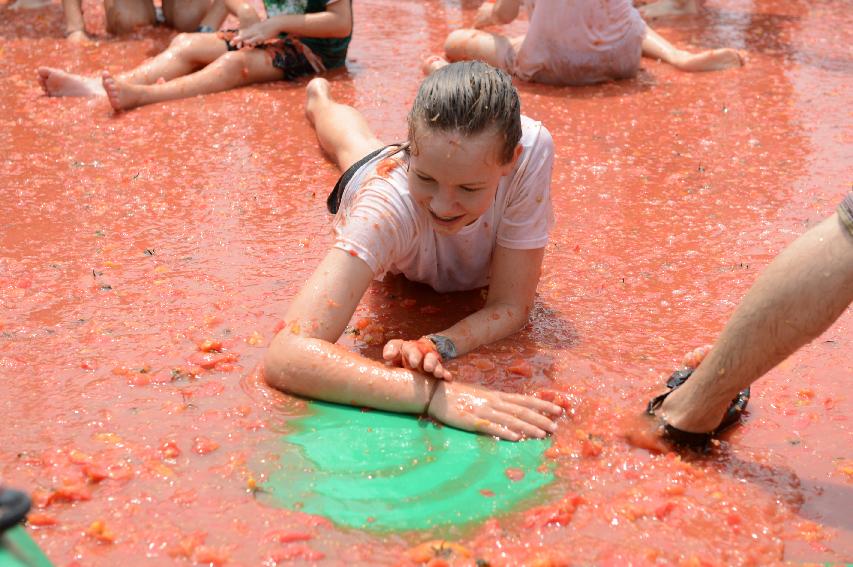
[383,245,544,377]
[264,247,561,440]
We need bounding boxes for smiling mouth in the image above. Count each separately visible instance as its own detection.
[429,210,464,224]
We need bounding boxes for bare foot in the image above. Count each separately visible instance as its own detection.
[8,0,52,10]
[676,48,744,72]
[101,71,144,111]
[37,67,105,97]
[66,30,92,43]
[639,0,698,19]
[421,55,449,76]
[305,77,332,125]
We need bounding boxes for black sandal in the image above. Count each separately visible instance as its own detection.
[0,487,31,534]
[646,368,750,448]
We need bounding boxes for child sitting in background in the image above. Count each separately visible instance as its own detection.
[37,0,352,111]
[263,61,563,441]
[425,0,742,85]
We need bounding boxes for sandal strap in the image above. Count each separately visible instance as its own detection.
[646,367,750,449]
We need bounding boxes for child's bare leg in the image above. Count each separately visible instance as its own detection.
[37,33,226,98]
[37,68,105,97]
[102,47,280,111]
[8,0,53,10]
[104,0,156,35]
[305,78,383,172]
[641,26,742,72]
[119,33,228,84]
[443,28,517,71]
[638,0,698,19]
[196,0,228,32]
[162,0,222,31]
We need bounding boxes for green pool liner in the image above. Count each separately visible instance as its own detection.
[0,526,52,567]
[264,401,553,531]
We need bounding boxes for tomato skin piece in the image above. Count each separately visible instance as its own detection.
[167,531,207,559]
[197,339,223,353]
[82,463,109,483]
[27,513,58,527]
[187,351,238,370]
[264,530,313,543]
[523,495,584,529]
[160,440,181,459]
[505,467,525,481]
[86,520,116,543]
[507,359,533,377]
[193,545,234,565]
[192,436,220,455]
[265,545,325,562]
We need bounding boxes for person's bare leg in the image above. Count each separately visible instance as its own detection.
[196,0,228,31]
[641,26,742,72]
[118,32,228,84]
[305,78,383,172]
[442,28,517,71]
[659,213,853,433]
[102,47,280,111]
[8,0,53,11]
[638,0,698,19]
[162,0,222,31]
[104,0,156,35]
[38,68,105,96]
[37,33,226,97]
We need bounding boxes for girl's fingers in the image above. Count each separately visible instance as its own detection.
[382,340,402,361]
[495,401,558,433]
[405,346,422,370]
[477,421,520,442]
[423,351,439,373]
[432,361,452,381]
[504,393,563,416]
[488,410,549,439]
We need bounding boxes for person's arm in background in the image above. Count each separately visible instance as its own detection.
[229,0,351,48]
[223,0,261,28]
[473,0,522,28]
[659,209,853,433]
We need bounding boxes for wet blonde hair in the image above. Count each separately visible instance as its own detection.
[407,61,522,164]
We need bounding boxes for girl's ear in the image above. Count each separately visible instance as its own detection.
[501,143,524,175]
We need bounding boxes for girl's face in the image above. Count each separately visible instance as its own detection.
[408,126,521,235]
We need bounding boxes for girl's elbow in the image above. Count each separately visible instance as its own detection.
[325,14,351,37]
[263,337,295,392]
[330,23,351,37]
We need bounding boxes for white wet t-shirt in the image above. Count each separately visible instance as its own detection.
[332,116,554,293]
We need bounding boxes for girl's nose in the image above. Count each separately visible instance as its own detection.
[430,187,458,216]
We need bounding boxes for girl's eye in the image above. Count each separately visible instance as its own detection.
[416,173,434,182]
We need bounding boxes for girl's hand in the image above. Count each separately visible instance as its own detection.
[473,2,497,28]
[230,20,276,48]
[383,338,452,381]
[428,381,562,441]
